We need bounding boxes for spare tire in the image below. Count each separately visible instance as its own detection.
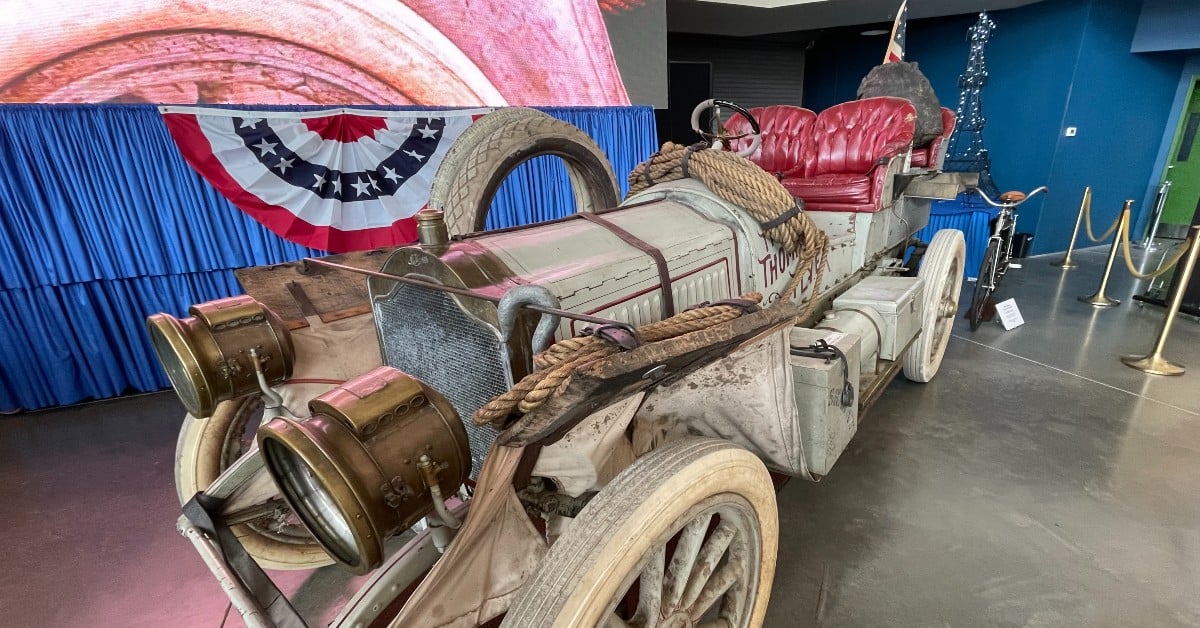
[427,108,552,218]
[858,62,944,147]
[433,108,619,235]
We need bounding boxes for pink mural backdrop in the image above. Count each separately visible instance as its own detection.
[0,0,646,105]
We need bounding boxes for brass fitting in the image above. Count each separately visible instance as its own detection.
[416,209,450,250]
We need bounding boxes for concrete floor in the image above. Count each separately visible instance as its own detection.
[2,245,1198,627]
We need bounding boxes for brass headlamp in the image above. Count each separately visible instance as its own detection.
[146,295,294,418]
[257,366,471,574]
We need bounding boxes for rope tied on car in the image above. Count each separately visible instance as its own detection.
[472,293,763,427]
[626,142,829,316]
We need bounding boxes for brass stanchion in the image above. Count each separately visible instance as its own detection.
[1052,186,1090,269]
[1121,225,1200,375]
[1078,201,1132,307]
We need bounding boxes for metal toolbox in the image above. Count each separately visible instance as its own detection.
[832,276,924,361]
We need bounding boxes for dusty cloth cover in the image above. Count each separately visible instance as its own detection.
[857,62,943,147]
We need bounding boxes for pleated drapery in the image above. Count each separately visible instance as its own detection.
[914,197,997,279]
[0,104,657,412]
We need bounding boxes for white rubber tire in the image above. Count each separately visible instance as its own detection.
[175,397,334,570]
[436,110,619,235]
[903,229,966,383]
[502,437,778,628]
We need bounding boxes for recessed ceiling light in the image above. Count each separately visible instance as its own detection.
[861,29,889,36]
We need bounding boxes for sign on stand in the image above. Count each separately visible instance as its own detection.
[994,298,1024,330]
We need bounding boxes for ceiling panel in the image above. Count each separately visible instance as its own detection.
[667,0,1043,36]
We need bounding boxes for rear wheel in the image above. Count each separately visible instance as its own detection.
[904,229,965,382]
[969,239,999,331]
[503,437,778,628]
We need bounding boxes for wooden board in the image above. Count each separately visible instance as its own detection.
[234,248,397,330]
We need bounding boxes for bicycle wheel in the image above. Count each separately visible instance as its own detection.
[969,239,999,331]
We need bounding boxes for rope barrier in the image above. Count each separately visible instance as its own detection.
[1082,194,1122,243]
[626,142,830,316]
[1119,213,1191,280]
[473,293,763,427]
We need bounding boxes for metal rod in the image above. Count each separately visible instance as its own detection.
[1144,180,1170,247]
[1137,175,1172,250]
[1052,186,1089,269]
[1078,201,1131,308]
[178,517,272,628]
[303,257,626,328]
[1121,225,1200,375]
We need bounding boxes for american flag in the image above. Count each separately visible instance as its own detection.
[885,0,908,63]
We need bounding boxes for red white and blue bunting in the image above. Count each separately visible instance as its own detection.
[161,106,490,252]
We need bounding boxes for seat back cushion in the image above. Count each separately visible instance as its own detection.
[940,107,957,140]
[804,97,917,177]
[727,105,816,176]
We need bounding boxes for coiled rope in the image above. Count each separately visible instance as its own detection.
[473,293,764,427]
[627,142,830,315]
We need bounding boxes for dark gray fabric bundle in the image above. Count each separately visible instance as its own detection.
[857,62,944,147]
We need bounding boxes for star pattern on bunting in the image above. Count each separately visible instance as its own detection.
[350,177,372,198]
[253,138,278,156]
[232,115,445,202]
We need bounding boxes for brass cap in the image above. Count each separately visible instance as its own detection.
[415,209,449,249]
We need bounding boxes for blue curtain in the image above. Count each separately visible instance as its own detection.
[914,196,997,278]
[0,104,657,412]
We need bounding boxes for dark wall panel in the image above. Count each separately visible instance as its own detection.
[669,34,806,110]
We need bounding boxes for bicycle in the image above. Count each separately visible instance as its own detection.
[967,186,1049,330]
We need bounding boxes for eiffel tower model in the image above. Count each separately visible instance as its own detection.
[943,12,1001,200]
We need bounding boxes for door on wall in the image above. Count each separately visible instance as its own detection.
[1161,77,1200,232]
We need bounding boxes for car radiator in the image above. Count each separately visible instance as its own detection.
[372,282,505,479]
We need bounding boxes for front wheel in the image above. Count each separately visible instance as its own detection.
[502,437,778,628]
[176,396,333,570]
[969,239,1000,331]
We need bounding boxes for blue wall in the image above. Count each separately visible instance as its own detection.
[1133,0,1200,53]
[804,0,1184,254]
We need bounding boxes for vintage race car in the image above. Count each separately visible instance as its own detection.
[147,103,971,627]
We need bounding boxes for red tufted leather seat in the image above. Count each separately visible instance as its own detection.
[726,105,817,180]
[789,97,917,212]
[910,107,956,169]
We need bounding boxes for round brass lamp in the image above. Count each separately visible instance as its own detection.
[257,366,471,574]
[146,295,294,418]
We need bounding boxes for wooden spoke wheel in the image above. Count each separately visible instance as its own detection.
[175,395,333,570]
[903,229,966,382]
[503,438,778,628]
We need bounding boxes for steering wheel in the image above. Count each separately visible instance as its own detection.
[690,99,761,158]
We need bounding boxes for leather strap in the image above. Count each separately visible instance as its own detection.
[760,200,803,233]
[579,212,675,319]
[183,493,308,628]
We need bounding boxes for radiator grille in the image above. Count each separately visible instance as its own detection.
[372,283,508,478]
